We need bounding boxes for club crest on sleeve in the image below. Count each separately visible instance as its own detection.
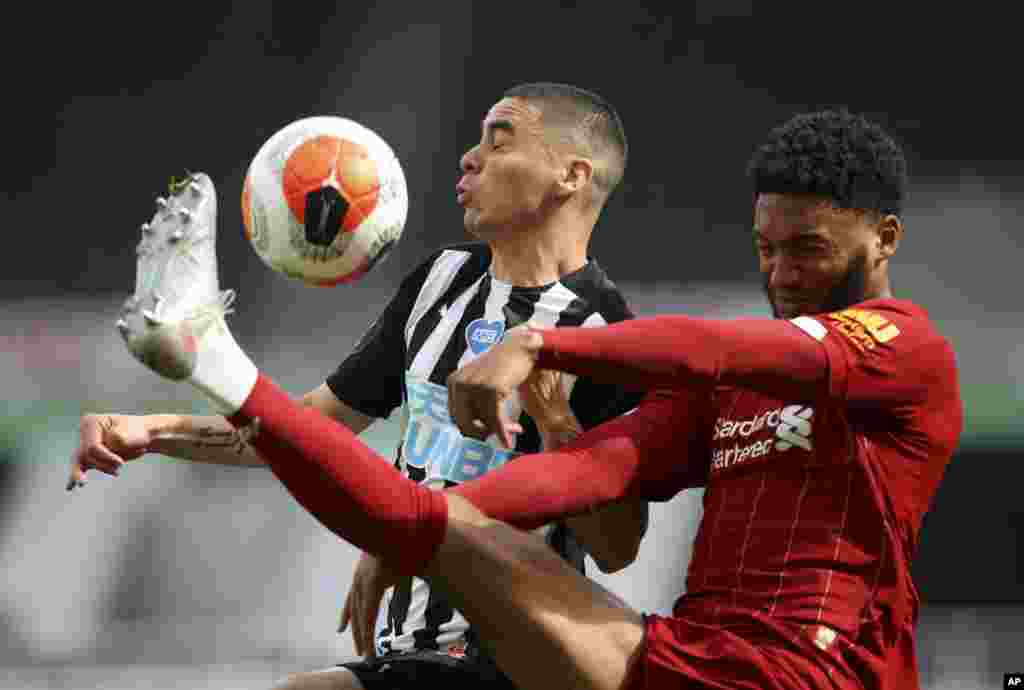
[827,309,900,353]
[465,318,505,355]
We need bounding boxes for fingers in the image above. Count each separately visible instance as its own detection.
[83,444,126,476]
[521,369,564,412]
[338,590,352,634]
[362,596,380,660]
[496,414,520,450]
[470,404,514,449]
[353,602,366,657]
[79,416,126,474]
[69,416,124,492]
[344,555,393,659]
[518,368,578,443]
[448,378,518,448]
[66,463,86,492]
[344,580,369,658]
[447,378,491,441]
[517,370,546,420]
[446,375,474,438]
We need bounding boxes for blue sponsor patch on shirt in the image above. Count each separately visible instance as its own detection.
[465,318,505,355]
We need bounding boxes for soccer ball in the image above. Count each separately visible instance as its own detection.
[242,116,408,286]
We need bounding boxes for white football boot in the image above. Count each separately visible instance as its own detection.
[117,173,256,413]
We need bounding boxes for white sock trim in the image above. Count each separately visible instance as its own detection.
[189,320,258,415]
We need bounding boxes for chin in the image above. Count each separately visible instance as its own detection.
[771,302,821,320]
[462,210,482,237]
[464,213,503,240]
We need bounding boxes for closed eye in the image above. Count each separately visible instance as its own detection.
[490,133,511,152]
[791,242,829,256]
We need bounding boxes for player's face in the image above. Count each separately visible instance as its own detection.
[457,98,562,236]
[754,193,887,319]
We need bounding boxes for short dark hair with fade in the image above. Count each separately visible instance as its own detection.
[747,109,907,216]
[504,82,628,198]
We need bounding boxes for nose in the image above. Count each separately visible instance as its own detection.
[460,145,480,175]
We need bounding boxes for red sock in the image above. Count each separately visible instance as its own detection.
[227,374,449,575]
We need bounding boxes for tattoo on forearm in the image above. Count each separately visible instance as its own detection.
[194,426,249,455]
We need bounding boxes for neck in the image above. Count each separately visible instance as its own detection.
[866,267,894,302]
[487,217,591,287]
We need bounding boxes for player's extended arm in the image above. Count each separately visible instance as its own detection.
[518,368,649,572]
[536,419,649,574]
[448,315,826,448]
[536,315,828,400]
[137,413,265,467]
[152,384,373,466]
[70,384,374,487]
[565,499,648,573]
[453,389,703,531]
[548,421,650,574]
[217,376,702,575]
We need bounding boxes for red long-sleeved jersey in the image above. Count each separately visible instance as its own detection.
[455,299,961,688]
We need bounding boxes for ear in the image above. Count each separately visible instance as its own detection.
[876,214,902,261]
[556,157,594,199]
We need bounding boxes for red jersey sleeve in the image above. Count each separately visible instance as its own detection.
[788,298,959,414]
[452,387,712,529]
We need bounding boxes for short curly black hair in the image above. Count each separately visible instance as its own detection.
[747,109,907,216]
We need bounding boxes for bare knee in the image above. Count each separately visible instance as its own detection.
[270,667,365,690]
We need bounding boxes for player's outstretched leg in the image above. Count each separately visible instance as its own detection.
[115,172,446,576]
[117,172,257,412]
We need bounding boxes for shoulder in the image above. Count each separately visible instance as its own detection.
[400,242,491,289]
[560,258,634,324]
[431,241,491,263]
[817,298,955,361]
[797,298,961,420]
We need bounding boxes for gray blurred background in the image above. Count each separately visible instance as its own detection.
[4,2,1022,688]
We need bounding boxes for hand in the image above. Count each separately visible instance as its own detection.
[519,368,582,449]
[339,552,400,659]
[447,325,544,448]
[69,414,153,491]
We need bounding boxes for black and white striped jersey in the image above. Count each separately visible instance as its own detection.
[326,242,641,658]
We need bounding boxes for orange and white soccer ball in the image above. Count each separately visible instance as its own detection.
[242,116,408,286]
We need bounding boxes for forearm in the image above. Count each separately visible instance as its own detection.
[566,498,648,573]
[452,446,630,532]
[452,393,685,530]
[536,315,829,400]
[144,386,373,468]
[537,411,648,572]
[146,414,265,467]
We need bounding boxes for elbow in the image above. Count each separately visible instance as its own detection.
[592,538,642,574]
[573,498,649,574]
[592,522,646,573]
